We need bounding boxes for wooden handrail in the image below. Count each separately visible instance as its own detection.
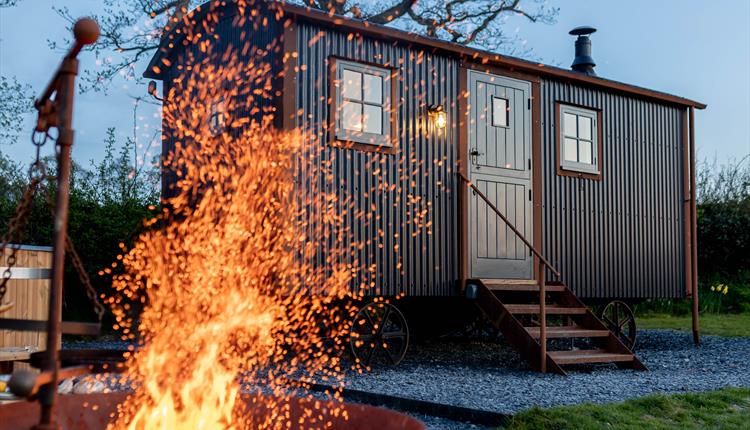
[458,171,556,373]
[457,172,560,278]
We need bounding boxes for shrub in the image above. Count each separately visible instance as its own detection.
[0,128,159,323]
[695,156,750,314]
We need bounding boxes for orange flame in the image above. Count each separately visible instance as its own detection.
[106,18,357,427]
[102,0,442,426]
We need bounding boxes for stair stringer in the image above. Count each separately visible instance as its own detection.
[474,282,567,376]
[554,285,648,371]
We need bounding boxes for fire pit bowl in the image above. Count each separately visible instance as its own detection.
[0,392,425,430]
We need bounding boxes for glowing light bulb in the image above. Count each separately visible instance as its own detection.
[428,105,447,130]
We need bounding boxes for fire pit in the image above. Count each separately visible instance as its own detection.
[0,392,425,430]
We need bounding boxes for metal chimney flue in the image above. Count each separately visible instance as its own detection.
[569,26,597,76]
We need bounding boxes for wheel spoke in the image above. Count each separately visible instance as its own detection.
[613,305,620,328]
[378,305,392,335]
[364,343,376,367]
[363,309,377,331]
[602,315,616,329]
[383,339,402,365]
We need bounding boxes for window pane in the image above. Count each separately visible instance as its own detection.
[492,98,508,127]
[342,70,362,100]
[563,138,578,162]
[363,105,383,134]
[341,101,362,131]
[578,116,592,140]
[579,140,593,164]
[563,113,577,137]
[363,74,383,104]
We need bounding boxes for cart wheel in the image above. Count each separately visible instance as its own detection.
[599,300,637,350]
[349,301,409,368]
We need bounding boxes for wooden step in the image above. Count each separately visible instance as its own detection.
[548,349,634,365]
[486,283,566,292]
[525,326,610,339]
[481,279,537,285]
[505,304,587,315]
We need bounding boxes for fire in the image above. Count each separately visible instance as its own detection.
[98,1,440,426]
[105,18,357,428]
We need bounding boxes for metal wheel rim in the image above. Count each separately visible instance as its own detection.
[600,300,637,350]
[349,302,409,368]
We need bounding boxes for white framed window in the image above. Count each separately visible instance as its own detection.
[333,59,393,148]
[208,98,226,135]
[559,104,599,175]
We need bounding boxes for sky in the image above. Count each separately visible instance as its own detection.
[0,0,748,168]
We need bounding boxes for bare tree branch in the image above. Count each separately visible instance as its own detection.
[366,0,417,24]
[63,0,557,91]
[0,77,33,145]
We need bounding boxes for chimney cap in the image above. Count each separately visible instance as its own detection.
[569,26,597,37]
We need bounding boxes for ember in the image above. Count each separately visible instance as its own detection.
[103,6,359,429]
[108,88,356,429]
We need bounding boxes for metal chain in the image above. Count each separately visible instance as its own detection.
[2,128,106,322]
[0,177,42,305]
[42,184,106,322]
[0,131,50,306]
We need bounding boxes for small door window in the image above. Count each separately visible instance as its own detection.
[559,104,599,175]
[334,59,393,147]
[492,97,509,127]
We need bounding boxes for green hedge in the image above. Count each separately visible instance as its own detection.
[2,136,748,322]
[0,128,159,324]
[639,156,750,316]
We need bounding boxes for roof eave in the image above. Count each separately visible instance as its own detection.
[141,0,707,110]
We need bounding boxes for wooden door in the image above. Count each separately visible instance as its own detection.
[468,70,533,279]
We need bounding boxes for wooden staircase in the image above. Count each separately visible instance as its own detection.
[473,278,647,375]
[457,172,646,375]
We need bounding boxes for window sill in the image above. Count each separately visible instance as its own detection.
[557,165,602,181]
[330,138,399,154]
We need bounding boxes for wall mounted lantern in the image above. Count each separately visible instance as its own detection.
[428,105,447,130]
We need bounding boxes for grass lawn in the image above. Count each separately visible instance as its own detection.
[501,387,750,430]
[638,313,750,337]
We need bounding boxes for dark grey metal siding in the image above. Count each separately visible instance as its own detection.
[161,4,283,198]
[156,5,689,300]
[294,21,459,296]
[540,79,686,299]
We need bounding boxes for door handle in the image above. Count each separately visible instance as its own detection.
[470,149,483,166]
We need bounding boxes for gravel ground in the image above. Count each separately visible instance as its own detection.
[63,337,132,350]
[344,329,750,429]
[59,330,750,430]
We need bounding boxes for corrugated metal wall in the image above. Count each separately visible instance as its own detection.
[157,6,688,300]
[294,21,459,296]
[540,79,686,299]
[161,4,283,197]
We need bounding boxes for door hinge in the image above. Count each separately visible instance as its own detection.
[528,158,531,170]
[528,98,531,110]
[528,189,532,201]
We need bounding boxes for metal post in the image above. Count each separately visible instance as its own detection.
[35,57,78,430]
[689,106,700,346]
[538,258,546,373]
